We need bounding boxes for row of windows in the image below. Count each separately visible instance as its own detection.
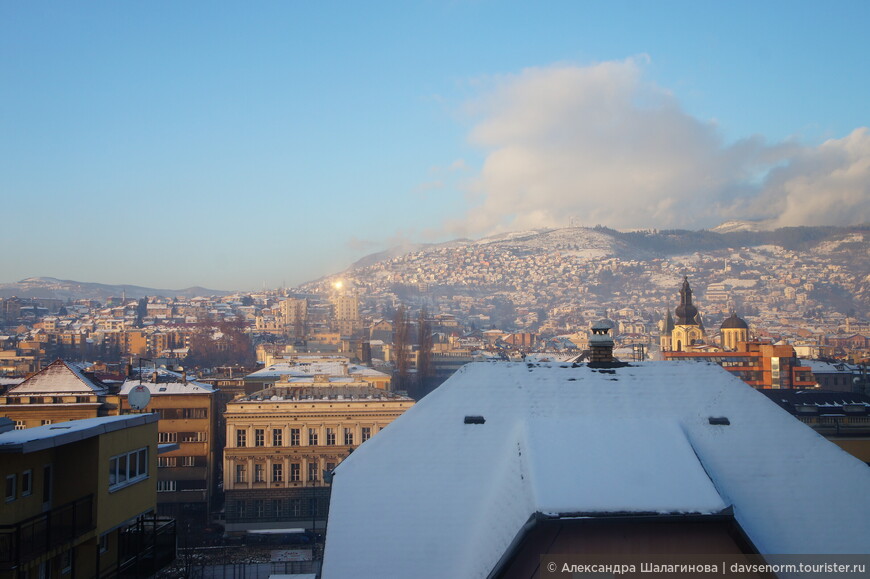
[157,456,198,468]
[5,470,33,502]
[156,480,207,492]
[157,432,207,443]
[233,461,336,484]
[231,497,327,519]
[157,408,208,419]
[12,419,53,430]
[235,426,373,448]
[4,396,90,404]
[109,448,149,491]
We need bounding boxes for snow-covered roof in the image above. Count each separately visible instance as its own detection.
[6,359,108,395]
[322,361,870,578]
[0,414,159,453]
[248,362,388,380]
[118,368,215,395]
[800,359,855,374]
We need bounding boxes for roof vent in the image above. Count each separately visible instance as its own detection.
[464,415,485,424]
[708,416,730,425]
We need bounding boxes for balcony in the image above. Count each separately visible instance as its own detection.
[101,515,176,579]
[0,495,94,569]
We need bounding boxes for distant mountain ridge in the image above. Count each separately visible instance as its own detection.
[0,277,231,301]
[300,224,869,318]
[340,223,869,277]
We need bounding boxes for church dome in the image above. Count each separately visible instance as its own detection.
[720,313,748,330]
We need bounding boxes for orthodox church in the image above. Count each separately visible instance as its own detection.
[661,277,749,352]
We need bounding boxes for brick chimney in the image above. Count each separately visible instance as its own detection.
[589,320,614,364]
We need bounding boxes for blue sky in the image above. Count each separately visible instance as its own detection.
[2,1,868,291]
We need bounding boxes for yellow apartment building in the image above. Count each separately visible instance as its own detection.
[118,368,217,536]
[0,414,175,579]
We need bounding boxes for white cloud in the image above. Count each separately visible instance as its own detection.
[451,59,869,235]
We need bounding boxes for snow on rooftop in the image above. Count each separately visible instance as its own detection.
[322,361,870,579]
[7,359,108,395]
[247,361,388,379]
[118,369,215,395]
[0,414,158,453]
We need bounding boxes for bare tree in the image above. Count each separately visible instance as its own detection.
[392,305,411,392]
[417,307,433,394]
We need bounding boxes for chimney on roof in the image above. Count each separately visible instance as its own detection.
[182,371,187,384]
[151,370,159,384]
[589,320,614,364]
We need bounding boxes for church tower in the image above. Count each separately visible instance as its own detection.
[671,276,705,352]
[660,308,674,352]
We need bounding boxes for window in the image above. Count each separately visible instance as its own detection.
[181,456,195,467]
[41,419,52,426]
[273,499,283,518]
[157,480,177,492]
[181,432,207,443]
[5,474,15,502]
[344,428,353,445]
[109,448,148,491]
[290,428,300,446]
[236,500,246,518]
[236,429,247,447]
[60,549,72,574]
[361,427,371,442]
[254,429,265,447]
[290,463,300,482]
[99,533,109,554]
[14,420,25,430]
[326,428,336,446]
[254,464,264,483]
[158,456,176,468]
[181,408,207,419]
[290,498,302,517]
[308,428,318,446]
[254,499,265,518]
[308,462,318,482]
[272,463,283,482]
[21,470,32,497]
[235,464,246,483]
[272,429,283,446]
[158,432,177,443]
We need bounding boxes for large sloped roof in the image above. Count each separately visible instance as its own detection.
[322,361,870,579]
[7,359,108,395]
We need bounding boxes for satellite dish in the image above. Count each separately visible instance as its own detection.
[128,385,151,410]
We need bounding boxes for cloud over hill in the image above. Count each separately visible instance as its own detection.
[450,58,870,236]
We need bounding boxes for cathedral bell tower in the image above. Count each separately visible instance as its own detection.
[670,276,705,352]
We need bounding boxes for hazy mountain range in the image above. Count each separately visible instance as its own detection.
[0,277,231,302]
[2,223,867,309]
